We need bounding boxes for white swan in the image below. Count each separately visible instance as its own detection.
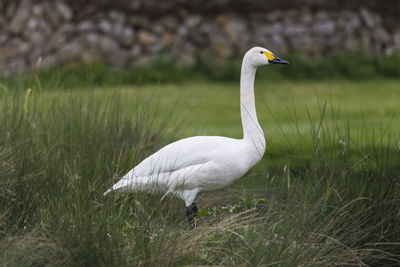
[104,47,289,225]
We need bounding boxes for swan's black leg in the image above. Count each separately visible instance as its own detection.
[186,202,198,228]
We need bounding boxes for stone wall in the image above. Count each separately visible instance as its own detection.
[1,0,400,74]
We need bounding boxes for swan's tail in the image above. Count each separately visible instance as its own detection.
[103,170,165,196]
[103,188,113,196]
[103,177,130,196]
[104,169,137,196]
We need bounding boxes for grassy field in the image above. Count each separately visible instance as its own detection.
[1,74,400,265]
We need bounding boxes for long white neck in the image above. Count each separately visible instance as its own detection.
[240,59,266,159]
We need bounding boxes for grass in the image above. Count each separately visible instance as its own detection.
[1,51,399,90]
[0,66,399,265]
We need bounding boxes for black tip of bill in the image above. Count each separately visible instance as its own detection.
[270,57,290,64]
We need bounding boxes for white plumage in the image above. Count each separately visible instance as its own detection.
[104,47,289,218]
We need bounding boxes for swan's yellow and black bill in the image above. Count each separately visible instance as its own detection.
[263,51,289,64]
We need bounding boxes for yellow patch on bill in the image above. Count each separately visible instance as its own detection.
[264,51,275,61]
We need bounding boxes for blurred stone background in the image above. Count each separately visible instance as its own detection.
[1,0,400,74]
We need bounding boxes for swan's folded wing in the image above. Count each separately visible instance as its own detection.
[131,136,236,178]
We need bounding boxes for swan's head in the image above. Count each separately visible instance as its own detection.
[244,47,289,67]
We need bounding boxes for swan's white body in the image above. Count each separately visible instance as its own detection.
[104,47,288,207]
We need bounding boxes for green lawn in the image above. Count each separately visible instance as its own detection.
[27,78,400,138]
[130,79,400,137]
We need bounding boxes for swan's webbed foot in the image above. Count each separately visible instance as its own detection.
[186,202,198,228]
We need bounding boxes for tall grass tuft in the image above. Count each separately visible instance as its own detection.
[0,87,399,265]
[0,88,182,265]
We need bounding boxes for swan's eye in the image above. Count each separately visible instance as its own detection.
[260,51,264,54]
